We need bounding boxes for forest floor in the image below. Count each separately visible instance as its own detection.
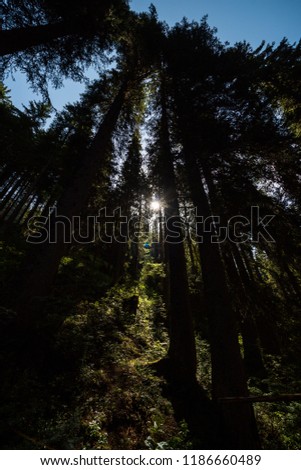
[0,252,196,450]
[1,239,301,449]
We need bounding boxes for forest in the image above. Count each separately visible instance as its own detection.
[1,0,301,450]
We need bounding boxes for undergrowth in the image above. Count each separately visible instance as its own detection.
[0,256,190,449]
[0,237,301,449]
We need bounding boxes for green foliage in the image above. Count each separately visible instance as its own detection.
[0,248,185,449]
[2,0,131,94]
[140,261,166,296]
[196,337,212,395]
[255,401,301,450]
[145,419,192,450]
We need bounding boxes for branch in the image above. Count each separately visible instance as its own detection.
[217,394,301,404]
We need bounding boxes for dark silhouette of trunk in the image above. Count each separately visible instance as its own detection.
[1,179,31,220]
[0,166,12,187]
[12,158,61,223]
[40,195,58,219]
[256,314,281,355]
[183,199,197,273]
[128,203,141,279]
[240,246,257,282]
[241,247,280,355]
[14,78,130,323]
[240,316,267,379]
[0,172,17,199]
[198,157,266,379]
[227,244,267,379]
[113,130,143,281]
[20,195,41,226]
[156,80,197,383]
[158,205,165,262]
[0,5,109,57]
[5,184,36,223]
[1,22,75,56]
[11,193,36,224]
[202,162,268,380]
[182,140,260,449]
[0,175,25,210]
[0,165,14,183]
[112,214,129,282]
[276,249,301,301]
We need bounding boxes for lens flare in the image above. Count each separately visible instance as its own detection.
[150,200,160,211]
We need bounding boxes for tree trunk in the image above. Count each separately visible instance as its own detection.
[0,22,75,56]
[20,195,41,226]
[14,78,130,323]
[182,142,260,449]
[112,211,129,283]
[0,172,16,199]
[0,179,30,220]
[157,81,197,383]
[0,14,107,56]
[12,193,36,224]
[0,174,24,210]
[5,184,36,223]
[228,244,267,379]
[183,200,197,273]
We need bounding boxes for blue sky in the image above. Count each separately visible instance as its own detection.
[5,0,301,111]
[132,0,301,45]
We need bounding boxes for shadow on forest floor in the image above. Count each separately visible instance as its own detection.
[1,240,301,450]
[0,256,212,449]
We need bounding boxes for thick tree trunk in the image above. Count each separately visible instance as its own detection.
[157,83,197,383]
[240,316,267,379]
[182,142,260,449]
[0,22,77,56]
[14,79,130,323]
[0,13,108,56]
[227,244,267,379]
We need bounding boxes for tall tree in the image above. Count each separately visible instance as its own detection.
[14,72,133,324]
[0,1,131,94]
[0,0,129,56]
[164,18,260,448]
[148,72,197,383]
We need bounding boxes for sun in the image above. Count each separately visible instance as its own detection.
[150,200,161,211]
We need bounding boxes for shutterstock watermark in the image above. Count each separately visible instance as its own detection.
[26,206,275,245]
